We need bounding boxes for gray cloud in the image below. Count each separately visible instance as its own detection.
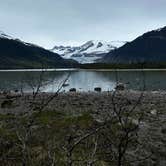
[0,0,166,48]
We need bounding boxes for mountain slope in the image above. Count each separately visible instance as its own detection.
[0,32,77,69]
[101,26,166,64]
[52,40,126,63]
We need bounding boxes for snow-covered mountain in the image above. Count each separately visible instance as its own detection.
[51,40,126,63]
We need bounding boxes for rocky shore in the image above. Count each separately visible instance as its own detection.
[0,90,166,114]
[0,90,166,165]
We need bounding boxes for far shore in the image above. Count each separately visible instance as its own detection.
[1,68,166,72]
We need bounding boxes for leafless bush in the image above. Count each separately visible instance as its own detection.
[0,69,154,166]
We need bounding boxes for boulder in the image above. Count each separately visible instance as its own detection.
[94,87,102,92]
[115,83,125,91]
[69,88,76,92]
[150,109,157,115]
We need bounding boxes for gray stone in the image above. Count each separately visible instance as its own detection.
[69,88,76,92]
[115,83,125,91]
[94,87,102,92]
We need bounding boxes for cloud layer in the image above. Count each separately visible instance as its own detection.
[0,0,166,48]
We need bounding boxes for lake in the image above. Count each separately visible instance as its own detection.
[0,69,166,92]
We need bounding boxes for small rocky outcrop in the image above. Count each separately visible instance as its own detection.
[94,87,102,92]
[69,88,76,92]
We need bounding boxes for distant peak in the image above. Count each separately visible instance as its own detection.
[52,40,127,64]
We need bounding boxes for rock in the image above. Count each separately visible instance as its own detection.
[69,88,76,92]
[132,119,139,125]
[115,83,125,91]
[2,90,11,95]
[94,87,102,92]
[6,92,21,99]
[150,109,157,115]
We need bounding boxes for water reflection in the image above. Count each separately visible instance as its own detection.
[0,70,166,92]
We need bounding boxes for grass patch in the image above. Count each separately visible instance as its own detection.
[0,113,15,120]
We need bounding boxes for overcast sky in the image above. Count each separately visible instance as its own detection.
[0,0,166,48]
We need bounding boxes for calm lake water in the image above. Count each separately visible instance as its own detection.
[0,69,166,92]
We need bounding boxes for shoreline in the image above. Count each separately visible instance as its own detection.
[1,90,166,114]
[1,68,166,72]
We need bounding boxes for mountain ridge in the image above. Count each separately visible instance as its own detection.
[0,31,78,69]
[101,26,166,64]
[52,40,126,63]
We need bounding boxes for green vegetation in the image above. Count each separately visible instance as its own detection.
[0,107,156,166]
[0,92,165,165]
[0,111,103,166]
